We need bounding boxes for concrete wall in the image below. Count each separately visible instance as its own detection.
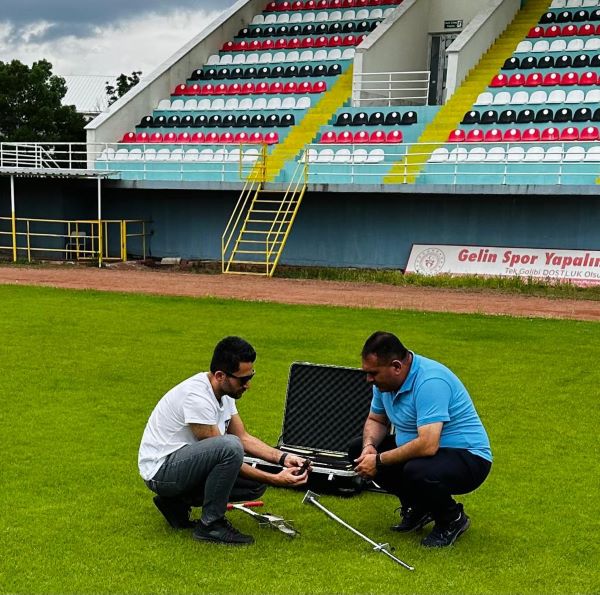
[85,0,265,147]
[4,180,598,268]
[445,0,520,99]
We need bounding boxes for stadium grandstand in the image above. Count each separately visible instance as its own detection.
[1,0,599,277]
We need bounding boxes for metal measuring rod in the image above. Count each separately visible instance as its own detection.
[226,501,298,538]
[302,491,414,571]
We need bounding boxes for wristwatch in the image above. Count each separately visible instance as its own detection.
[375,453,383,469]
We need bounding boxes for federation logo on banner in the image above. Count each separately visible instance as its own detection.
[413,247,446,275]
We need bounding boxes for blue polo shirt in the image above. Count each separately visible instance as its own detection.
[371,353,492,462]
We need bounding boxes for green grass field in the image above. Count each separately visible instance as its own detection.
[1,285,598,595]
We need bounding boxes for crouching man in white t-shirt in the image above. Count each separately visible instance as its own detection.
[138,336,308,545]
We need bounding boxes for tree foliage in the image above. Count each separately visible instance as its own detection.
[0,59,86,143]
[105,71,142,106]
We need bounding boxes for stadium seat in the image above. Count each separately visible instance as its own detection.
[338,130,353,143]
[581,126,600,140]
[521,56,538,70]
[541,127,561,141]
[135,132,150,143]
[503,128,522,142]
[517,109,535,123]
[561,72,579,86]
[448,129,466,142]
[483,129,502,142]
[321,131,338,143]
[560,126,579,141]
[386,130,403,143]
[481,110,498,124]
[535,108,554,123]
[265,131,279,144]
[580,72,598,85]
[385,111,402,125]
[527,26,544,38]
[491,74,508,87]
[524,73,542,87]
[573,107,592,122]
[554,108,573,123]
[503,57,520,70]
[353,130,371,143]
[121,132,136,143]
[177,132,192,143]
[542,72,561,86]
[522,128,541,142]
[462,111,480,125]
[163,132,178,143]
[466,129,485,142]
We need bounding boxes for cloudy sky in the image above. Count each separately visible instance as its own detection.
[0,0,232,77]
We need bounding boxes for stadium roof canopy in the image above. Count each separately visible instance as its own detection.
[61,75,117,117]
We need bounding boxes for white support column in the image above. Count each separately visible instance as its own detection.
[10,175,16,262]
[97,177,103,268]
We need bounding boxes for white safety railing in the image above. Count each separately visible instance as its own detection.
[352,71,430,106]
[2,141,600,186]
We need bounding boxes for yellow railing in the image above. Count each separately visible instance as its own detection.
[0,217,150,264]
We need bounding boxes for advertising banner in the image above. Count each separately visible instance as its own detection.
[405,244,600,285]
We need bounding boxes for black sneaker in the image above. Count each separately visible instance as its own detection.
[153,495,195,529]
[193,517,254,545]
[391,507,433,533]
[421,510,470,548]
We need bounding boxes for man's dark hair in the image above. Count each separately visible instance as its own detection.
[210,336,256,374]
[361,331,408,363]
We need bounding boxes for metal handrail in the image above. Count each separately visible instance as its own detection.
[352,71,430,106]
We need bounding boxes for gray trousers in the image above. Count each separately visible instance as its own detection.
[145,435,267,524]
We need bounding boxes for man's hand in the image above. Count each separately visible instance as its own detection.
[353,452,377,479]
[273,466,309,486]
[283,454,307,470]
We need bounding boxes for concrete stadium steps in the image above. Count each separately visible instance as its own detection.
[263,67,353,181]
[383,0,552,184]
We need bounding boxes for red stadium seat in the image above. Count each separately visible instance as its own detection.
[353,130,370,143]
[305,0,316,8]
[149,132,164,143]
[277,1,291,10]
[287,37,301,49]
[292,0,303,8]
[580,72,598,86]
[317,0,328,7]
[483,128,502,142]
[580,126,600,141]
[596,24,600,35]
[311,81,327,93]
[386,129,403,143]
[284,81,298,93]
[261,39,275,50]
[338,130,353,143]
[301,37,315,48]
[121,132,136,143]
[578,23,595,36]
[256,82,270,94]
[545,25,562,37]
[268,82,284,94]
[298,81,312,93]
[527,26,543,38]
[265,2,277,11]
[177,132,192,143]
[490,74,507,87]
[241,82,255,95]
[265,131,279,144]
[561,72,579,86]
[503,128,522,142]
[201,83,215,95]
[357,34,366,44]
[560,126,579,141]
[522,128,541,142]
[237,41,249,51]
[342,0,355,6]
[369,0,382,5]
[541,127,560,141]
[164,132,178,143]
[508,73,525,87]
[315,36,329,47]
[215,83,228,95]
[561,24,578,36]
[235,132,250,143]
[136,132,150,143]
[275,38,288,49]
[369,130,386,143]
[222,41,235,51]
[524,73,542,87]
[329,35,343,47]
[466,129,484,142]
[205,131,220,143]
[188,83,203,96]
[250,40,262,51]
[191,132,205,143]
[320,131,338,143]
[226,83,240,95]
[342,35,356,46]
[330,0,342,8]
[220,132,234,143]
[249,132,264,143]
[356,0,368,6]
[542,72,561,86]
[173,84,188,96]
[447,129,466,142]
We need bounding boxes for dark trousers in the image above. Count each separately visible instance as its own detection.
[348,436,491,526]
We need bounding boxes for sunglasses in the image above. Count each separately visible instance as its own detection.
[225,370,255,384]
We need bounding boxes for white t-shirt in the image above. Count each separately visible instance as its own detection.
[138,372,238,480]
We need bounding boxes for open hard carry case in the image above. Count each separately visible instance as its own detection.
[244,362,376,495]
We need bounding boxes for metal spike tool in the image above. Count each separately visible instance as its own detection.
[302,490,414,571]
[226,501,298,538]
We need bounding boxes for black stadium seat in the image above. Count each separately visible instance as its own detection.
[299,65,313,77]
[276,25,289,36]
[368,112,385,126]
[539,12,555,24]
[592,9,600,21]
[264,26,276,37]
[166,115,180,128]
[138,115,154,128]
[401,111,417,125]
[573,107,592,122]
[243,67,258,79]
[343,22,356,33]
[516,109,534,123]
[316,23,329,34]
[257,67,271,78]
[480,110,498,125]
[555,55,572,68]
[194,115,209,127]
[327,64,342,76]
[272,65,285,77]
[236,114,251,127]
[290,25,302,36]
[573,10,589,22]
[553,108,572,124]
[250,114,265,127]
[265,114,280,127]
[556,10,572,23]
[302,24,316,35]
[353,112,369,126]
[498,109,516,124]
[385,111,402,125]
[590,55,600,67]
[190,69,204,80]
[503,57,520,70]
[534,108,553,124]
[208,115,222,128]
[281,114,295,127]
[592,108,600,122]
[284,66,299,78]
[328,22,342,34]
[573,54,590,68]
[231,67,244,79]
[223,114,236,127]
[538,56,555,69]
[369,21,380,31]
[216,68,230,80]
[336,112,352,126]
[313,64,328,77]
[357,21,370,32]
[520,56,537,69]
[153,115,167,128]
[181,115,194,127]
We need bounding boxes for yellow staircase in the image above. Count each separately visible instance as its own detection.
[222,157,308,276]
[263,67,354,181]
[384,0,552,184]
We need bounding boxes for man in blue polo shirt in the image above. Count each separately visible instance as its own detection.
[352,331,492,548]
